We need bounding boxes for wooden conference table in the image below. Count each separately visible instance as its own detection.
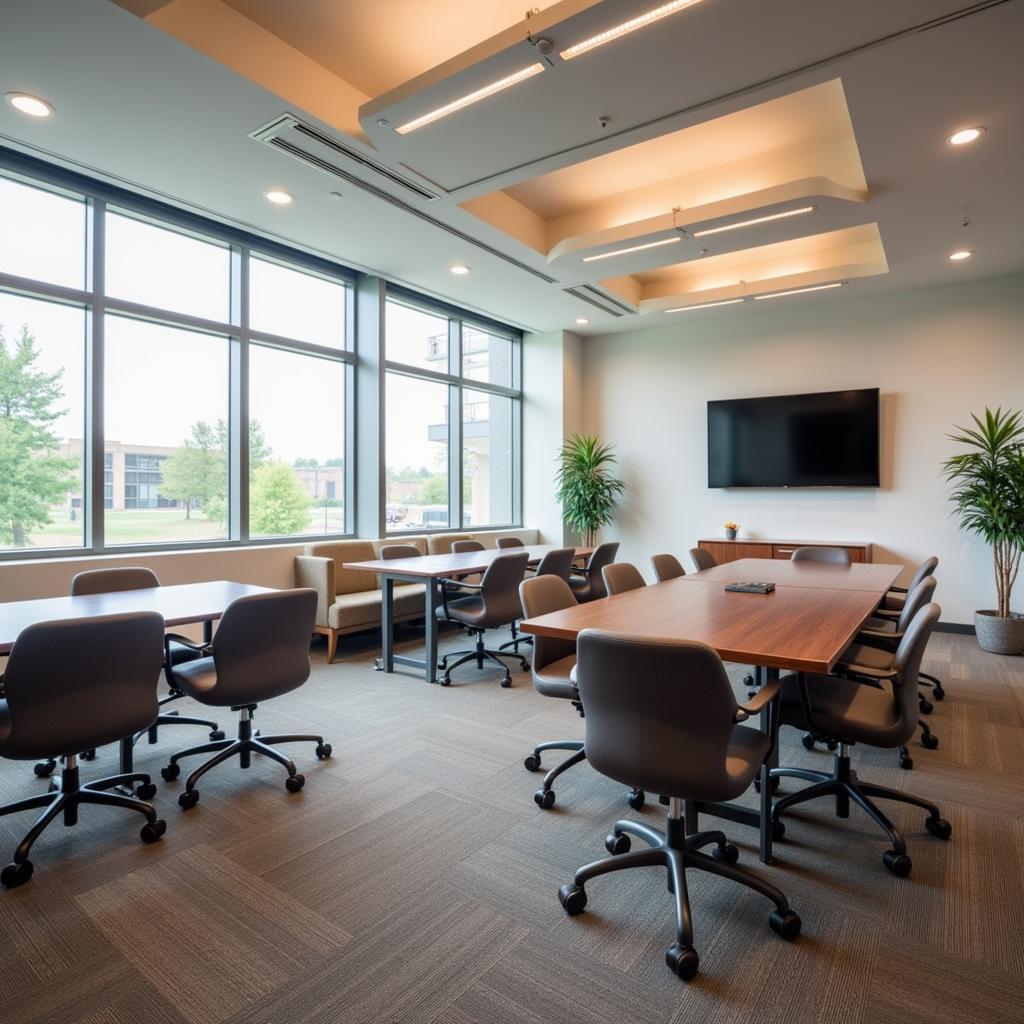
[343,545,593,685]
[519,557,902,861]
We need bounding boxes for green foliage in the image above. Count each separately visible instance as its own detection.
[943,407,1024,618]
[554,434,625,546]
[0,322,78,546]
[160,421,223,519]
[419,473,448,506]
[249,461,312,536]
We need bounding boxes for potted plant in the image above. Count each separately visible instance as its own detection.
[555,434,626,546]
[724,521,739,540]
[943,407,1024,654]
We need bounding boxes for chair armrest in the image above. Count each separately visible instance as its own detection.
[294,555,335,627]
[438,578,483,591]
[165,632,208,651]
[834,660,898,682]
[873,607,900,619]
[857,626,904,641]
[734,678,782,722]
[889,585,909,594]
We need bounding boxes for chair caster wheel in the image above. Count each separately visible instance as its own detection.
[919,699,934,715]
[524,754,541,772]
[883,850,912,877]
[665,943,699,980]
[627,788,645,810]
[286,774,305,793]
[658,794,670,805]
[801,734,817,750]
[825,739,838,751]
[209,730,225,741]
[558,883,587,916]
[440,676,451,687]
[534,788,555,809]
[135,782,157,801]
[772,819,786,841]
[713,843,740,865]
[1,861,33,888]
[178,790,199,810]
[933,687,945,700]
[899,755,914,771]
[315,743,332,759]
[161,763,181,781]
[754,775,780,795]
[769,909,801,941]
[921,733,939,750]
[500,675,512,688]
[605,832,631,855]
[140,819,166,843]
[33,759,56,778]
[81,749,97,761]
[925,816,952,840]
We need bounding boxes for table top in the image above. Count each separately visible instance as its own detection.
[343,544,593,580]
[0,580,271,653]
[519,576,886,673]
[686,558,902,592]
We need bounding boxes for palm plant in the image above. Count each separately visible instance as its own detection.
[943,407,1024,619]
[555,434,625,546]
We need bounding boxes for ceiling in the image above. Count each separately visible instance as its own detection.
[0,0,1020,336]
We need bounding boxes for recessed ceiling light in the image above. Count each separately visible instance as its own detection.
[947,127,984,146]
[264,189,293,205]
[582,236,681,263]
[5,92,54,118]
[562,0,705,60]
[575,318,590,325]
[396,63,544,135]
[948,249,973,261]
[754,282,844,300]
[450,264,470,275]
[665,298,745,312]
[691,205,816,238]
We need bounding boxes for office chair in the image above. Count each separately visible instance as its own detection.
[558,630,800,980]
[497,537,524,548]
[452,539,484,553]
[501,546,577,654]
[770,603,951,877]
[790,546,852,565]
[160,589,331,808]
[651,553,686,582]
[379,544,422,559]
[688,547,716,572]
[0,613,167,887]
[568,542,620,603]
[602,562,647,595]
[436,552,530,686]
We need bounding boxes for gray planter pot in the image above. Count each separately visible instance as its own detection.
[974,610,1024,655]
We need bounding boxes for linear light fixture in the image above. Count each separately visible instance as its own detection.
[562,0,705,60]
[582,236,681,263]
[691,205,817,238]
[754,282,844,300]
[665,298,745,312]
[395,63,544,134]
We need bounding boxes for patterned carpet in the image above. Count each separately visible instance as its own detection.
[0,624,1021,1024]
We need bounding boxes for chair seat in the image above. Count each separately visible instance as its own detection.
[725,725,772,791]
[435,594,485,623]
[167,639,205,666]
[169,657,219,700]
[779,673,900,745]
[862,616,897,634]
[836,642,895,678]
[533,655,578,700]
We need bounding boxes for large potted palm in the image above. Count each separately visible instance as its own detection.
[943,407,1024,654]
[555,434,625,546]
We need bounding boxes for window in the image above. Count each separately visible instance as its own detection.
[463,390,514,528]
[463,326,514,387]
[249,257,346,348]
[386,301,449,373]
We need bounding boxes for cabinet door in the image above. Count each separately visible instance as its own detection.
[702,542,773,563]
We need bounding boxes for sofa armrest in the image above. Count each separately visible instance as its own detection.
[294,555,335,628]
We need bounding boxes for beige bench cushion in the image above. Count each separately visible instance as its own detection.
[428,533,471,555]
[327,583,426,630]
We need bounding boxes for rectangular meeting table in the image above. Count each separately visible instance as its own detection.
[343,545,592,685]
[519,558,901,862]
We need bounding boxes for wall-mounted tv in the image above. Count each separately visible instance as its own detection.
[708,388,880,488]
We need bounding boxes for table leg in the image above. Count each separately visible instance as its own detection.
[758,668,781,864]
[203,620,213,645]
[424,580,439,684]
[377,575,395,673]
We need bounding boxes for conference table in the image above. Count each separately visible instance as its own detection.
[343,545,593,685]
[519,557,902,862]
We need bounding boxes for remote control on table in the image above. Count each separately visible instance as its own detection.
[724,581,776,594]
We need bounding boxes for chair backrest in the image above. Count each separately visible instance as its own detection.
[906,556,939,592]
[496,537,524,548]
[689,547,716,571]
[452,539,485,553]
[0,612,165,760]
[602,562,647,595]
[896,576,937,633]
[70,567,160,596]
[479,551,530,624]
[651,553,685,582]
[581,541,620,599]
[534,546,576,581]
[380,544,421,560]
[519,575,577,673]
[207,589,317,705]
[791,546,851,565]
[891,602,941,733]
[576,630,748,802]
[428,533,471,555]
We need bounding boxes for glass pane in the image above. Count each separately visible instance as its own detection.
[386,300,449,373]
[104,316,230,545]
[249,257,346,348]
[248,345,346,537]
[0,176,86,289]
[106,211,231,322]
[386,373,449,530]
[0,293,85,550]
[463,326,513,386]
[463,390,514,528]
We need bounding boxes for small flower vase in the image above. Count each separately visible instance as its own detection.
[725,527,737,540]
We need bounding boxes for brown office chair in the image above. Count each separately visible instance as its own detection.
[379,544,422,560]
[160,589,330,808]
[790,546,851,565]
[688,547,716,572]
[452,539,484,553]
[602,562,647,595]
[497,537,524,548]
[651,553,686,582]
[568,542,620,602]
[501,546,578,654]
[436,552,530,686]
[770,603,951,877]
[559,630,800,981]
[0,613,168,887]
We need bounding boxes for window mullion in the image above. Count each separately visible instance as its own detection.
[232,245,248,543]
[87,198,105,553]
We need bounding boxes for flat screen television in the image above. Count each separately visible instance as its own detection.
[708,388,880,488]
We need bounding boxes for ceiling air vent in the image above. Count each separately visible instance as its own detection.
[563,285,636,317]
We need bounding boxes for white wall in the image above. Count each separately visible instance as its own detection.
[580,273,1024,625]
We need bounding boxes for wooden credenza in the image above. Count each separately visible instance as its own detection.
[697,537,872,565]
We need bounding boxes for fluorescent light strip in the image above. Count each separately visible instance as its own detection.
[395,63,544,134]
[582,236,681,263]
[665,298,745,312]
[562,0,705,60]
[692,205,816,238]
[754,282,844,300]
